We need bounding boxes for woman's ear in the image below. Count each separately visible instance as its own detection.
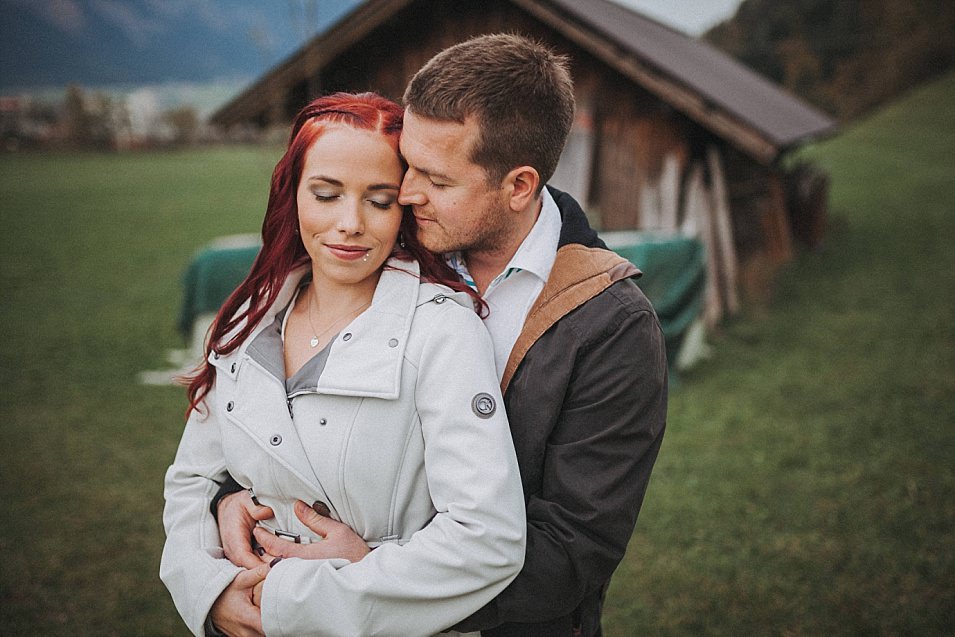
[503,165,540,213]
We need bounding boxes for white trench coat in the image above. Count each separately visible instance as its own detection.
[161,259,525,637]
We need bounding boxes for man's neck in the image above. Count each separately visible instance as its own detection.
[465,196,543,295]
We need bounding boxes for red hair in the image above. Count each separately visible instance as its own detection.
[185,92,482,415]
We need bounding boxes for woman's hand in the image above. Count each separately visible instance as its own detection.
[251,500,371,563]
[209,563,271,637]
[218,490,276,569]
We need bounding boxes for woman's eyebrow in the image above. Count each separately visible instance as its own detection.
[305,175,343,186]
[305,176,398,191]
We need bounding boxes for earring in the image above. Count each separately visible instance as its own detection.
[399,232,406,249]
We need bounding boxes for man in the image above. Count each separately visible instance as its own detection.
[212,34,667,636]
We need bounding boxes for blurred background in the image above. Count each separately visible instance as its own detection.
[1,0,953,635]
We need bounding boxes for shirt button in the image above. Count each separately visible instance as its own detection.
[388,338,398,348]
[270,434,282,446]
[213,351,220,359]
[343,333,352,341]
[226,401,234,412]
[319,418,327,426]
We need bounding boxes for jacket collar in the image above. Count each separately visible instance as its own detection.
[315,258,420,399]
[547,185,608,251]
[214,257,423,399]
[501,188,641,393]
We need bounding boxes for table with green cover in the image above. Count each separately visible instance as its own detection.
[606,232,706,364]
[177,244,261,337]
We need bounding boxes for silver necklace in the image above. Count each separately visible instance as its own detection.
[305,285,370,348]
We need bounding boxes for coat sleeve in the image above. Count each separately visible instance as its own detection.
[260,304,526,637]
[456,289,668,632]
[160,403,244,637]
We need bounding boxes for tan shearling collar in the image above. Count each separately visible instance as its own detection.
[500,244,641,393]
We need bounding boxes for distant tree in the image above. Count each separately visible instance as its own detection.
[162,106,200,146]
[62,84,92,148]
[61,85,118,149]
[706,0,955,120]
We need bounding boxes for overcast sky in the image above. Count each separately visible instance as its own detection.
[612,0,745,35]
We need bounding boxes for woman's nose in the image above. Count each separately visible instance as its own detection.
[336,199,364,234]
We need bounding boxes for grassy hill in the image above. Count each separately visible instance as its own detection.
[1,71,953,635]
[604,71,955,634]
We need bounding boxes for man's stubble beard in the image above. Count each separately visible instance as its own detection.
[417,197,515,258]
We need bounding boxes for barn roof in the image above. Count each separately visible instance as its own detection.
[212,0,836,162]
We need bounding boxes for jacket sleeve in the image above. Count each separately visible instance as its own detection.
[160,403,244,637]
[456,289,668,632]
[260,304,527,637]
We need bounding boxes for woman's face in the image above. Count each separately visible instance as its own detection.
[296,124,404,290]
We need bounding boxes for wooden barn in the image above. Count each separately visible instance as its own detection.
[211,0,836,324]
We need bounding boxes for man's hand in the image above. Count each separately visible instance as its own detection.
[251,500,371,563]
[219,490,276,569]
[209,563,270,637]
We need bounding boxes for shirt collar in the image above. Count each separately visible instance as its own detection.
[449,187,561,291]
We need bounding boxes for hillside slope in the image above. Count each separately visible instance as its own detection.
[706,0,955,119]
[604,70,955,635]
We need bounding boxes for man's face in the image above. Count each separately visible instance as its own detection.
[398,110,512,256]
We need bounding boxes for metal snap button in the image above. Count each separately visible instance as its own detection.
[319,418,327,426]
[226,401,234,412]
[230,362,236,373]
[434,294,446,304]
[471,393,496,418]
[388,338,398,348]
[213,351,220,359]
[343,333,352,341]
[270,434,282,446]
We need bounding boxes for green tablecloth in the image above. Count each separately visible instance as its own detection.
[177,245,261,336]
[609,234,706,363]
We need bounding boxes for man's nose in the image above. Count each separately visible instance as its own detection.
[399,171,426,206]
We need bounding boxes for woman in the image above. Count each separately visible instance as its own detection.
[160,93,525,637]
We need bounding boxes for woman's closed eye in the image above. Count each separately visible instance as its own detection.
[368,196,397,210]
[312,190,340,202]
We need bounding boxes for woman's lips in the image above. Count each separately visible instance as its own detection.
[326,244,371,260]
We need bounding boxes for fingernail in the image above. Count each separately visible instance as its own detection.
[255,546,265,557]
[269,557,283,568]
[311,501,331,517]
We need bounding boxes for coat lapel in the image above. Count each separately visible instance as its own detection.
[316,259,419,400]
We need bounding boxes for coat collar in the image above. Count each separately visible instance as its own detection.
[500,191,642,393]
[212,257,423,399]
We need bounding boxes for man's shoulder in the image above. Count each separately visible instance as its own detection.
[562,277,660,344]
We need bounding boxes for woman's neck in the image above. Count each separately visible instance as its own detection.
[307,267,380,313]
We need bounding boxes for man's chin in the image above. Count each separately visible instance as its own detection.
[415,229,451,255]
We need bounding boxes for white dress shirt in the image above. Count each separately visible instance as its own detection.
[448,188,561,378]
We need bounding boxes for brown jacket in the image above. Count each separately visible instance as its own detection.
[456,187,668,637]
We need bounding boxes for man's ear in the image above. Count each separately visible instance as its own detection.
[503,165,540,212]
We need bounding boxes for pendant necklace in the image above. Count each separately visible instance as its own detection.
[306,285,370,348]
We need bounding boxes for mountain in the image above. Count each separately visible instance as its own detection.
[0,0,362,90]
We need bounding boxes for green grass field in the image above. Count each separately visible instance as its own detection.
[2,72,953,635]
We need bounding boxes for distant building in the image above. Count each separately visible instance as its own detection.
[211,0,837,320]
